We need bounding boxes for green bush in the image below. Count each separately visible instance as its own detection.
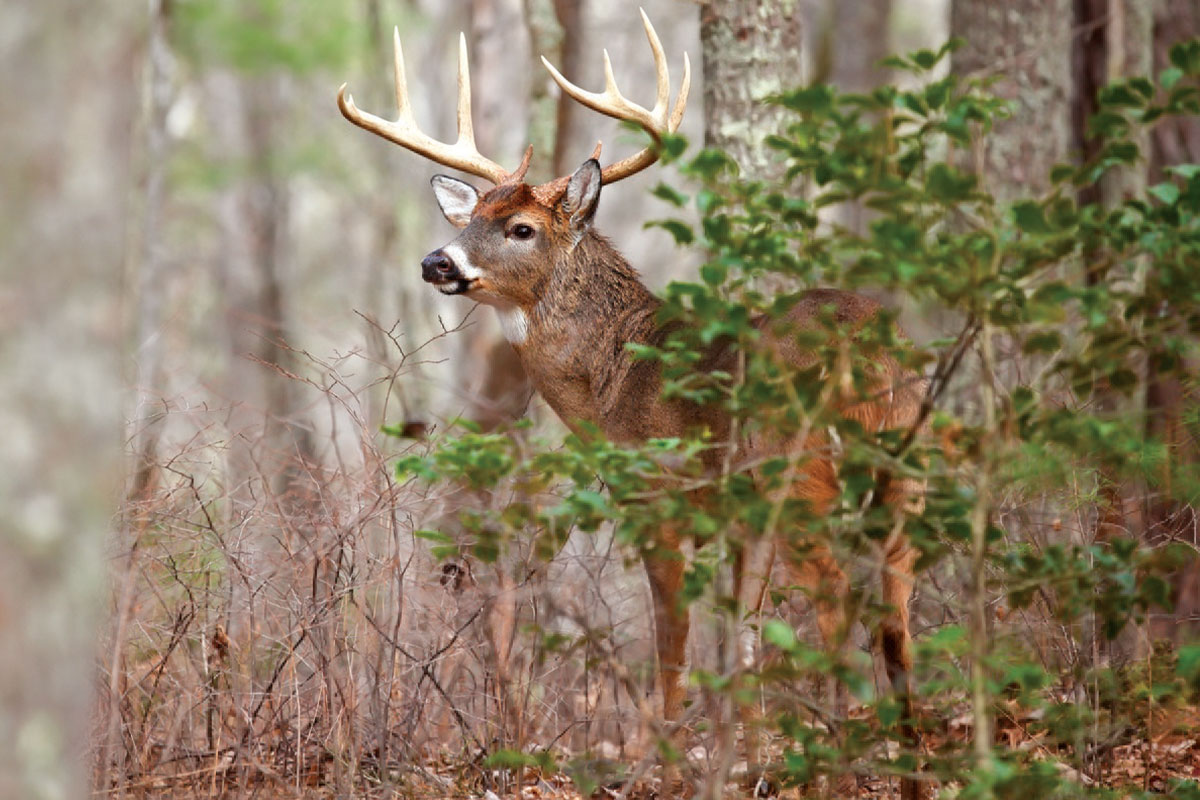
[394,40,1200,798]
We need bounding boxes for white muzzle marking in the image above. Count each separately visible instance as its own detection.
[440,243,528,344]
[443,243,482,281]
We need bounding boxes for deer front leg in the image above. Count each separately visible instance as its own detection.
[643,548,689,792]
[880,478,924,800]
[781,546,851,720]
[880,535,922,800]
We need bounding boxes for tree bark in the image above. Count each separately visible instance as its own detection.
[700,0,804,183]
[128,0,174,503]
[951,0,1074,203]
[821,0,894,233]
[830,0,893,93]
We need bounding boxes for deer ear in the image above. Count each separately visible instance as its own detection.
[562,159,602,237]
[431,175,480,228]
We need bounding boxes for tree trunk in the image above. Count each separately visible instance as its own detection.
[103,2,174,792]
[698,3,809,797]
[1071,0,1153,595]
[460,0,535,432]
[1145,0,1200,641]
[950,0,1075,780]
[951,0,1074,203]
[830,0,893,93]
[821,0,895,232]
[700,0,804,183]
[128,0,174,503]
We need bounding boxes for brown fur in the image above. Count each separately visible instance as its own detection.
[428,172,925,798]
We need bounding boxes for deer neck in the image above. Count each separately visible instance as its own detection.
[504,232,673,440]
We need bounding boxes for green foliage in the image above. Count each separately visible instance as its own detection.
[393,36,1200,798]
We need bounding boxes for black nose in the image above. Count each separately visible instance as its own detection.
[421,249,456,282]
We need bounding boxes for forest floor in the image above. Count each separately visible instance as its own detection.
[100,704,1200,798]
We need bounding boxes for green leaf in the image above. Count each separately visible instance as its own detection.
[1161,66,1185,90]
[1098,83,1143,109]
[646,219,695,245]
[774,84,835,113]
[1022,330,1062,354]
[1169,39,1200,74]
[1148,181,1181,206]
[763,619,797,651]
[925,163,976,202]
[1012,201,1053,234]
[1179,644,1200,687]
[651,182,689,208]
[700,262,728,286]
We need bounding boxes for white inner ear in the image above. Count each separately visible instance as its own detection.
[432,175,480,228]
[566,166,600,223]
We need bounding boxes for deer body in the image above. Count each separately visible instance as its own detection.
[424,170,922,794]
[340,15,923,798]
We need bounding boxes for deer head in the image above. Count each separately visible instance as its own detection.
[337,10,689,332]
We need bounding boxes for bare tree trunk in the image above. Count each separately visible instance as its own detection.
[821,0,895,233]
[698,4,807,796]
[128,0,174,502]
[460,0,535,432]
[830,0,893,92]
[952,0,1074,203]
[550,0,585,179]
[359,0,403,435]
[700,0,804,184]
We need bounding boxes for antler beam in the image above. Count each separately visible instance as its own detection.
[539,8,690,187]
[338,30,527,185]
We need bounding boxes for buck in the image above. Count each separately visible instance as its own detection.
[339,12,925,799]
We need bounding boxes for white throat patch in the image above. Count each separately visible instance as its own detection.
[495,304,529,345]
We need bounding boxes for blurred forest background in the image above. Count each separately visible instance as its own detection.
[2,0,1198,798]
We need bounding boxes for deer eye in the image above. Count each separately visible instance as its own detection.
[508,223,536,240]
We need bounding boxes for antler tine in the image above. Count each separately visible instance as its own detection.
[455,32,477,151]
[639,6,671,120]
[392,27,415,126]
[538,8,689,188]
[338,29,513,185]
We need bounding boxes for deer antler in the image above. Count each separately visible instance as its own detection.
[337,30,530,185]
[538,7,690,195]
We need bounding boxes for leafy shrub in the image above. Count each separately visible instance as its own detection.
[396,40,1200,797]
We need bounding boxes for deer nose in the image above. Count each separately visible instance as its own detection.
[421,249,456,282]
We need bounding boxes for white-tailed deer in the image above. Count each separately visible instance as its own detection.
[339,12,924,798]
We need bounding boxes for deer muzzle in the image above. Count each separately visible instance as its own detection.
[421,248,472,295]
